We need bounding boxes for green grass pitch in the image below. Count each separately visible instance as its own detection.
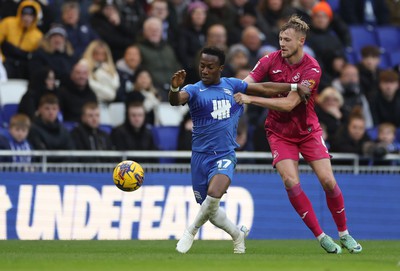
[0,240,399,271]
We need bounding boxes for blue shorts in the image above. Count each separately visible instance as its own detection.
[191,150,237,204]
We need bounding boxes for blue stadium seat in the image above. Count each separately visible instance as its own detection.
[378,52,391,69]
[326,0,340,11]
[366,127,378,140]
[99,124,112,134]
[63,121,77,131]
[152,126,179,150]
[376,26,400,53]
[389,51,400,67]
[349,26,379,52]
[1,104,18,127]
[345,49,357,64]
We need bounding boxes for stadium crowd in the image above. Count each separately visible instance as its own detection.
[0,0,400,162]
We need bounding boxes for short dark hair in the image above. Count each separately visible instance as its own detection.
[39,93,59,107]
[200,47,225,65]
[361,45,380,58]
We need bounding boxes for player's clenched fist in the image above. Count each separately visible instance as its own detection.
[234,93,251,104]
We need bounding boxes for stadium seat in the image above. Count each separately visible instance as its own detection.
[156,102,188,126]
[99,124,112,134]
[152,126,179,151]
[366,126,378,140]
[0,79,28,106]
[376,26,400,53]
[63,121,77,131]
[326,0,340,11]
[378,52,391,69]
[349,26,379,52]
[345,49,356,64]
[389,51,400,67]
[1,104,18,127]
[108,102,125,127]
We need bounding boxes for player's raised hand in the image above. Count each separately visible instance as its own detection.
[234,93,251,104]
[297,84,311,104]
[171,70,186,88]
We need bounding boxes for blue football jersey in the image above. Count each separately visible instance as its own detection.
[182,77,248,152]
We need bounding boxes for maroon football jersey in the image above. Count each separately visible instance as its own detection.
[249,50,322,141]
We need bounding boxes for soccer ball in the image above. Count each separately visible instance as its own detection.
[113,160,144,192]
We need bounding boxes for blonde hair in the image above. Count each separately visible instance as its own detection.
[280,15,310,36]
[378,122,396,134]
[317,87,344,107]
[9,114,31,129]
[82,40,117,77]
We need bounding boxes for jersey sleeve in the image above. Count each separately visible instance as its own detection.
[299,65,322,93]
[181,84,196,102]
[248,54,271,83]
[230,78,248,94]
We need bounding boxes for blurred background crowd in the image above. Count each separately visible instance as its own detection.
[0,0,399,163]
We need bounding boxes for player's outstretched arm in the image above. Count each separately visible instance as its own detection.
[246,82,311,100]
[234,91,302,112]
[169,69,190,106]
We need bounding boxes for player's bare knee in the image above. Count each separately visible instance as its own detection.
[281,175,299,189]
[319,176,336,190]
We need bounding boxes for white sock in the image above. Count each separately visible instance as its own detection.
[317,232,326,241]
[187,196,220,235]
[209,207,240,240]
[339,230,349,238]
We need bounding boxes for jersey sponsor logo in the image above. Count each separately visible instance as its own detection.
[311,68,320,73]
[292,72,301,82]
[211,100,231,120]
[301,79,316,89]
[272,69,282,74]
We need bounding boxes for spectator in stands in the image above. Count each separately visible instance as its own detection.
[111,102,157,151]
[115,45,143,102]
[58,59,97,122]
[28,93,74,152]
[89,0,135,61]
[306,1,347,90]
[115,0,146,38]
[29,24,74,83]
[61,1,99,61]
[82,40,120,104]
[176,1,208,84]
[127,69,161,125]
[332,64,374,128]
[222,44,250,78]
[148,0,179,49]
[18,67,58,119]
[205,0,237,34]
[364,122,400,160]
[257,0,293,40]
[0,1,43,79]
[70,102,112,152]
[293,0,351,48]
[339,0,390,26]
[315,87,345,138]
[0,113,32,163]
[205,24,228,52]
[386,0,400,26]
[330,107,372,156]
[370,70,400,127]
[240,26,266,67]
[357,46,382,103]
[137,17,181,101]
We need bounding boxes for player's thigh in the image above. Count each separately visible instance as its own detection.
[191,152,209,204]
[268,134,300,166]
[299,130,330,163]
[275,159,300,188]
[206,151,236,197]
[309,159,337,190]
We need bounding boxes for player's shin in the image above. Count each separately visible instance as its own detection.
[187,195,220,235]
[325,184,347,232]
[209,207,240,239]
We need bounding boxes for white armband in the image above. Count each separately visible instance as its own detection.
[170,86,179,92]
[291,84,298,92]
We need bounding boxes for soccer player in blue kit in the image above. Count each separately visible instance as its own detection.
[169,47,310,254]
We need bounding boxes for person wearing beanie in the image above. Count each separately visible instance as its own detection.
[0,0,43,79]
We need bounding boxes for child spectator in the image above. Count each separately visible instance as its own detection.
[0,114,32,163]
[364,122,400,159]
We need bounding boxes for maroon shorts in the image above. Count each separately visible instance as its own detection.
[267,129,331,166]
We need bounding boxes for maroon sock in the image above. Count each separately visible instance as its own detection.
[286,183,323,237]
[325,184,347,232]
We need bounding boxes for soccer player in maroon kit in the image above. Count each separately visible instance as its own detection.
[234,15,362,254]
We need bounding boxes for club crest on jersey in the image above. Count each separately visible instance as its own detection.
[301,79,316,89]
[292,72,301,82]
[223,88,232,96]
